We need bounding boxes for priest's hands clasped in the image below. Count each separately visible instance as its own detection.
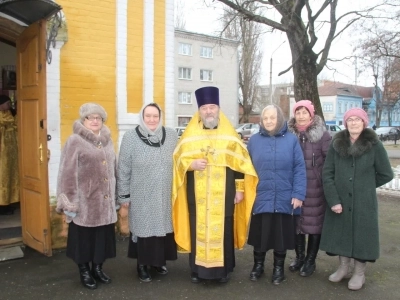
[191,158,208,171]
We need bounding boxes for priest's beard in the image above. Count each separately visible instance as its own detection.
[202,113,219,129]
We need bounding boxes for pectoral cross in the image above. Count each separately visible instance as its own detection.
[201,145,216,161]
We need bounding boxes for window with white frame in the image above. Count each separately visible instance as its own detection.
[178,116,191,126]
[200,69,213,81]
[323,103,333,112]
[338,101,343,113]
[178,92,192,104]
[179,67,192,80]
[178,43,192,55]
[200,46,213,58]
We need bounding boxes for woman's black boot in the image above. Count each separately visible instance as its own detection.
[289,234,305,272]
[78,263,97,289]
[137,264,152,282]
[272,251,286,285]
[249,251,266,281]
[92,262,112,284]
[299,234,321,277]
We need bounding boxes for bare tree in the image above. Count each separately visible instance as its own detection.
[353,1,400,126]
[222,1,263,123]
[175,0,186,29]
[214,0,384,117]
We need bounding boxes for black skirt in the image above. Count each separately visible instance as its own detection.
[66,221,116,264]
[127,232,178,266]
[247,213,296,252]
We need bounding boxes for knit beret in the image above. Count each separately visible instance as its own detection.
[293,100,315,118]
[343,108,369,129]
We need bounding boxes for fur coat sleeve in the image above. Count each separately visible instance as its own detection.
[56,136,80,214]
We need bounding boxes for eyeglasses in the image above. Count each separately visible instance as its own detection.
[346,117,363,124]
[85,116,103,122]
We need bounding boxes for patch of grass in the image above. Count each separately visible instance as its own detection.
[384,144,400,150]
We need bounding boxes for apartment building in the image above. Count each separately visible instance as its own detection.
[175,29,240,127]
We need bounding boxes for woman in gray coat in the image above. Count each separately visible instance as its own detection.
[320,108,393,291]
[287,100,331,277]
[57,103,118,290]
[117,103,178,283]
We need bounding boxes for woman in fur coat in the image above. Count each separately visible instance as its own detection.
[117,103,178,283]
[321,108,393,291]
[56,103,118,290]
[287,100,332,277]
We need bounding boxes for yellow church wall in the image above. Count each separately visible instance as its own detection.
[57,0,117,144]
[127,1,144,113]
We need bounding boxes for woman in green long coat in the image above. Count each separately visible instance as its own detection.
[320,108,393,291]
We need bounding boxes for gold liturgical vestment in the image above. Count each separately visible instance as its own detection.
[0,110,19,205]
[172,112,258,268]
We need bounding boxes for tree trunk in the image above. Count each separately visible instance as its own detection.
[287,32,323,119]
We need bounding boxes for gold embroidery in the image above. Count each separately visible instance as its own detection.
[235,179,245,192]
[194,165,226,267]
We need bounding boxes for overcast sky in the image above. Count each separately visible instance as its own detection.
[178,0,379,88]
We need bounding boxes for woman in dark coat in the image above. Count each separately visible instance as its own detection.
[56,103,118,290]
[320,108,393,291]
[247,104,306,285]
[287,100,331,277]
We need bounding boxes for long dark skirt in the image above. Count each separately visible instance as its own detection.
[66,221,116,264]
[127,232,177,267]
[247,213,296,252]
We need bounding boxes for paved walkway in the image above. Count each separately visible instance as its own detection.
[0,196,399,300]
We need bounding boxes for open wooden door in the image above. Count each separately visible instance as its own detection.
[16,21,52,256]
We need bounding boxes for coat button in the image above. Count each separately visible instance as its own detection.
[102,160,106,165]
[104,178,108,181]
[349,177,352,181]
[349,207,352,211]
[349,193,352,197]
[104,195,108,199]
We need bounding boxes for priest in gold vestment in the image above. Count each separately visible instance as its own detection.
[0,95,19,209]
[172,86,258,283]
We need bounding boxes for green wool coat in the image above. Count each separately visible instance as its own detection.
[320,128,393,260]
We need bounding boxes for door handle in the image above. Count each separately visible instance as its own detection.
[39,143,43,163]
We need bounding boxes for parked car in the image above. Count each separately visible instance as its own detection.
[236,123,259,138]
[175,127,185,138]
[242,124,260,144]
[325,124,342,137]
[375,127,399,141]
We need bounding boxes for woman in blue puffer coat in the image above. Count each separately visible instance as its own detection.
[247,104,306,285]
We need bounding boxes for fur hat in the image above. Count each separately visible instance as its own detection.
[79,103,107,122]
[293,100,315,118]
[195,86,219,108]
[343,108,369,129]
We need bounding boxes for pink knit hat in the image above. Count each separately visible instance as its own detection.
[293,100,315,118]
[343,108,369,129]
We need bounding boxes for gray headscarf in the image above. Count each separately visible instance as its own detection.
[260,104,285,136]
[137,103,164,144]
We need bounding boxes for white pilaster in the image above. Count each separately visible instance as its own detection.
[164,0,175,128]
[47,41,64,199]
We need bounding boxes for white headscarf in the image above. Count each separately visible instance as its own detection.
[137,103,164,144]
